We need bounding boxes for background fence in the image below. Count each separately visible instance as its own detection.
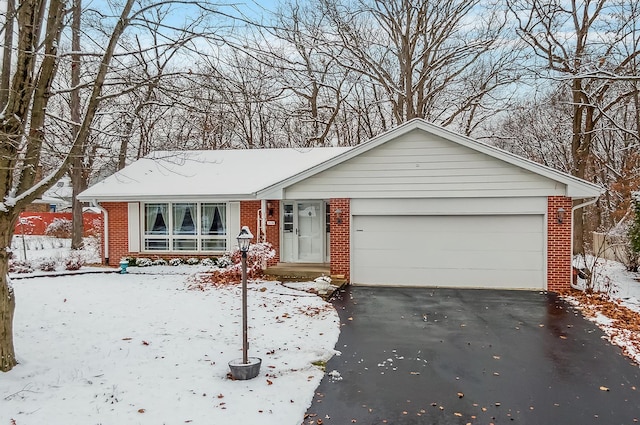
[14,212,103,237]
[592,232,629,263]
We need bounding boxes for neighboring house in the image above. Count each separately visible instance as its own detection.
[24,176,73,212]
[78,119,602,291]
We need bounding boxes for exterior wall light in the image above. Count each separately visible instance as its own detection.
[335,208,343,224]
[557,207,566,224]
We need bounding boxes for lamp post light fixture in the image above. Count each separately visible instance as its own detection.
[228,226,262,380]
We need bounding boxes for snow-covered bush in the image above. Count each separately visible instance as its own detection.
[186,257,200,265]
[9,259,33,274]
[229,242,276,275]
[152,258,168,266]
[38,258,58,272]
[200,258,216,267]
[45,218,72,238]
[169,258,183,266]
[216,256,232,268]
[64,254,85,271]
[187,243,276,290]
[136,258,153,267]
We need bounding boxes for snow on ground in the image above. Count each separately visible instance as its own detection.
[10,235,101,265]
[566,256,640,365]
[1,273,340,425]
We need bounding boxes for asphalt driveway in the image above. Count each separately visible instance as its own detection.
[305,287,640,424]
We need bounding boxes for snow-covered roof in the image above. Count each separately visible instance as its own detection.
[78,148,352,202]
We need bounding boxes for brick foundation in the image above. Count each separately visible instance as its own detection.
[329,198,350,280]
[547,196,573,292]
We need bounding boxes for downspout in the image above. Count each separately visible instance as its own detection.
[259,199,267,243]
[91,199,109,265]
[570,196,600,291]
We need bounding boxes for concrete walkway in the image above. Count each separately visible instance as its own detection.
[305,287,640,424]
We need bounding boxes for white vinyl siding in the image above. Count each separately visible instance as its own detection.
[285,129,564,199]
[351,214,545,289]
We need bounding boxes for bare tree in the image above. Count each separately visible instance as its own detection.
[314,0,521,133]
[508,0,640,253]
[0,0,232,373]
[0,0,16,108]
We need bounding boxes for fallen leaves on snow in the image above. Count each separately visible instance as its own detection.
[561,289,640,365]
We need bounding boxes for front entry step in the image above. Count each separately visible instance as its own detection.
[265,263,330,282]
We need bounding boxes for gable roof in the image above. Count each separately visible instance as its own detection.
[80,119,603,203]
[256,119,603,199]
[78,147,351,202]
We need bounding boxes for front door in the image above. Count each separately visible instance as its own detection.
[282,201,324,263]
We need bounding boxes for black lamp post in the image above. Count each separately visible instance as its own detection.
[228,226,261,380]
[237,226,252,364]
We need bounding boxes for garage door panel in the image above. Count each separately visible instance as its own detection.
[352,215,545,289]
[356,265,544,289]
[354,248,542,271]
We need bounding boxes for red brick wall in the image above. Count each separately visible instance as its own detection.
[239,200,261,241]
[104,202,129,265]
[330,198,350,280]
[265,200,280,266]
[547,196,573,292]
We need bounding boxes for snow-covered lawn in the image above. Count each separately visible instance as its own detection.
[1,273,340,425]
[564,257,640,365]
[3,236,640,424]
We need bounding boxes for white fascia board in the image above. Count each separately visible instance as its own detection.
[76,193,257,203]
[257,187,284,200]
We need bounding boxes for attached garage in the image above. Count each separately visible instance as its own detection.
[351,214,545,289]
[260,120,602,291]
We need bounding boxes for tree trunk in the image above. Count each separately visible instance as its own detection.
[0,0,15,109]
[70,0,83,250]
[0,214,18,372]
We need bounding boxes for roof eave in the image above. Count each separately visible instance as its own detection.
[77,193,258,203]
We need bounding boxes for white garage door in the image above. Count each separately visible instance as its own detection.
[351,215,545,289]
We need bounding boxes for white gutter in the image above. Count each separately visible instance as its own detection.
[570,196,600,291]
[90,199,109,265]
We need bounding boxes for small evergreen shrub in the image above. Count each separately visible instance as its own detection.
[169,258,182,266]
[9,259,34,274]
[38,258,58,272]
[186,257,200,265]
[45,218,73,238]
[64,254,85,271]
[200,258,216,267]
[152,258,168,266]
[216,256,232,268]
[136,258,153,267]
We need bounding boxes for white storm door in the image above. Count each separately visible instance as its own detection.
[282,201,324,263]
[297,201,323,262]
